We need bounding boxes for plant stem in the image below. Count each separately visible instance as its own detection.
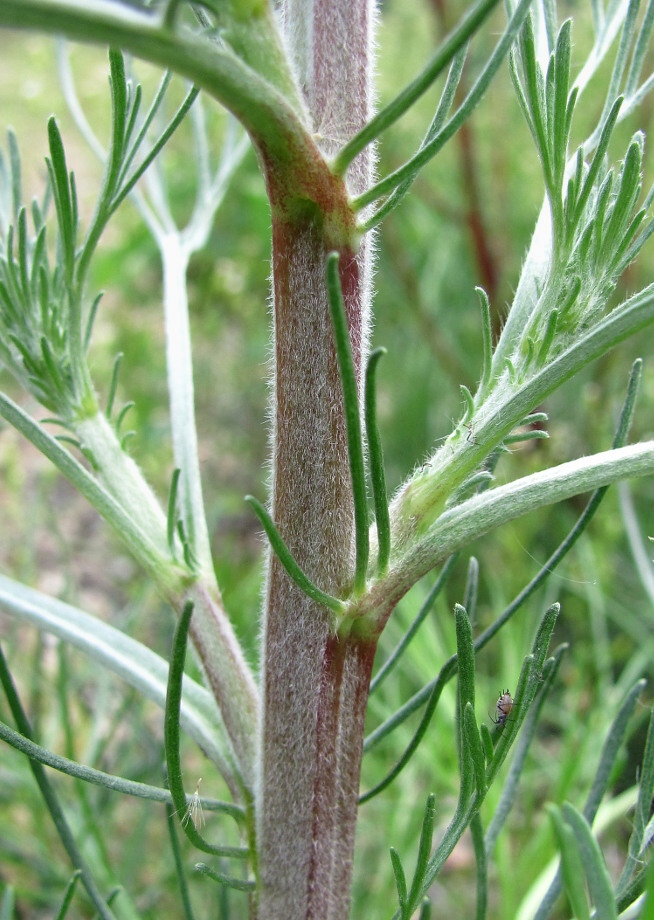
[255,1,376,914]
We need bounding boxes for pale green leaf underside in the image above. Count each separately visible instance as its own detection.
[0,573,235,779]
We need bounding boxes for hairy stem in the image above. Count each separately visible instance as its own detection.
[255,1,376,916]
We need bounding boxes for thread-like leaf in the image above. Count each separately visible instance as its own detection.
[464,702,487,798]
[332,0,500,174]
[356,0,533,223]
[476,287,493,398]
[0,718,242,820]
[470,812,487,920]
[164,601,248,858]
[0,645,116,918]
[46,117,76,283]
[366,347,390,575]
[245,495,345,614]
[534,679,646,918]
[616,705,654,896]
[167,468,181,556]
[548,804,591,920]
[194,863,255,891]
[561,803,618,920]
[105,352,123,420]
[407,794,437,909]
[390,848,408,911]
[454,603,476,792]
[326,252,369,593]
[484,647,566,855]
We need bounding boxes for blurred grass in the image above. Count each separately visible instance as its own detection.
[0,0,653,915]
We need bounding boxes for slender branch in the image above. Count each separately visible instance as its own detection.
[389,441,654,606]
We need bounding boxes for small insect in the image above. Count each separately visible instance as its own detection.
[490,689,514,727]
[465,421,477,445]
[182,778,205,830]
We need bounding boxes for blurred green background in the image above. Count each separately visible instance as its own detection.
[0,0,653,916]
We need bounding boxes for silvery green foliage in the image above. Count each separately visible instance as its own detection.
[0,0,652,917]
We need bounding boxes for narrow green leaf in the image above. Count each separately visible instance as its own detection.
[361,669,450,801]
[194,863,255,891]
[463,557,479,624]
[485,647,567,855]
[519,14,550,178]
[407,794,436,908]
[600,0,640,129]
[562,803,618,920]
[470,812,487,920]
[326,251,368,593]
[530,602,559,676]
[535,680,646,917]
[114,81,199,212]
[46,117,75,281]
[548,804,591,920]
[332,0,500,174]
[480,722,494,763]
[115,400,134,434]
[0,645,117,918]
[552,21,573,185]
[164,601,248,858]
[572,97,623,231]
[54,871,82,920]
[105,352,123,420]
[365,347,390,575]
[583,680,646,826]
[0,717,243,819]
[536,309,558,365]
[374,47,467,222]
[486,654,535,783]
[84,291,103,352]
[355,0,533,222]
[464,702,487,798]
[245,495,345,614]
[390,848,408,910]
[624,0,654,97]
[445,471,495,507]
[503,430,549,445]
[617,705,654,896]
[167,468,181,556]
[455,604,476,725]
[107,49,128,187]
[476,287,492,398]
[7,126,21,221]
[16,207,29,302]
